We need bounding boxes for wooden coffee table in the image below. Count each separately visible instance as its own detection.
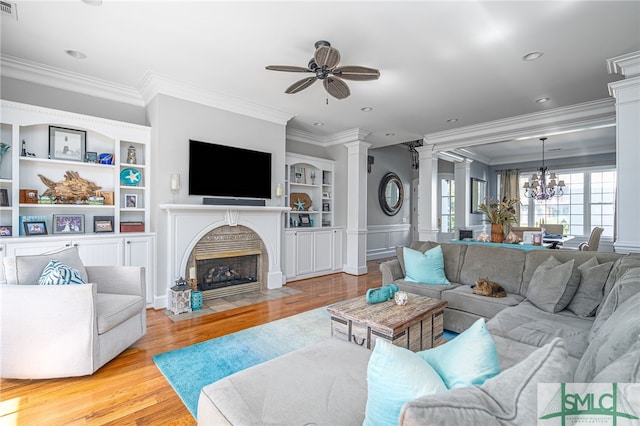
[327,293,447,352]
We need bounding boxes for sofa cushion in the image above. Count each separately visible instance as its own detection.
[458,245,526,294]
[486,300,593,358]
[96,293,145,334]
[394,279,460,300]
[440,285,524,319]
[403,246,450,285]
[364,339,446,426]
[575,290,640,382]
[589,267,640,341]
[198,338,371,426]
[567,257,613,317]
[419,318,500,389]
[591,338,640,383]
[599,255,640,314]
[3,246,88,285]
[38,260,87,285]
[396,241,431,277]
[399,338,571,426]
[526,256,578,313]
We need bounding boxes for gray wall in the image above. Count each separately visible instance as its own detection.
[368,145,412,226]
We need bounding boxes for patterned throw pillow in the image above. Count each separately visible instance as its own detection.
[38,259,87,285]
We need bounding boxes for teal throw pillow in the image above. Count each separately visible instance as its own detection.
[419,318,500,389]
[403,245,450,285]
[364,339,447,426]
[38,259,87,285]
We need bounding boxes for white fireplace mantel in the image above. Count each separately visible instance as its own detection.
[160,204,290,298]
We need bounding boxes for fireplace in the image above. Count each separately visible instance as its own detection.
[186,225,268,300]
[197,253,258,291]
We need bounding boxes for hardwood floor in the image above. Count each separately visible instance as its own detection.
[0,260,384,425]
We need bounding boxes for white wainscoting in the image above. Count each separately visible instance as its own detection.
[367,224,412,260]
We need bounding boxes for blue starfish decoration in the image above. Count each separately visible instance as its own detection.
[295,199,306,210]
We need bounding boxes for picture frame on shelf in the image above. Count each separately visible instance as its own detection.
[0,226,12,236]
[125,193,137,208]
[299,213,311,227]
[53,214,85,234]
[49,126,86,162]
[85,151,98,163]
[94,216,114,233]
[0,188,8,206]
[23,221,47,236]
[322,192,330,199]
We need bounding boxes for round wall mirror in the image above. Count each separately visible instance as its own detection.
[379,172,404,216]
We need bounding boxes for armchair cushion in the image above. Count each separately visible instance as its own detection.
[96,293,145,334]
[38,259,87,285]
[4,246,88,285]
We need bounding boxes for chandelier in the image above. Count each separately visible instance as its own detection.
[523,137,566,200]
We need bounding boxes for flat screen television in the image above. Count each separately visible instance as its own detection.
[188,139,272,199]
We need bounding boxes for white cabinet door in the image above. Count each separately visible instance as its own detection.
[124,235,155,304]
[296,231,315,276]
[7,239,72,256]
[314,230,333,272]
[75,237,123,266]
[284,230,297,280]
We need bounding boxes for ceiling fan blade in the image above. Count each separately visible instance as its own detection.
[314,45,341,69]
[266,65,311,73]
[285,76,317,94]
[333,66,380,81]
[323,77,350,99]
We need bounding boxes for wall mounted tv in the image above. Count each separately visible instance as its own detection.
[188,139,272,199]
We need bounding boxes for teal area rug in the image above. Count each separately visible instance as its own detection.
[153,306,458,419]
[153,307,332,418]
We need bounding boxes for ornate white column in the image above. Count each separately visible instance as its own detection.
[416,143,439,241]
[608,51,640,253]
[344,138,371,275]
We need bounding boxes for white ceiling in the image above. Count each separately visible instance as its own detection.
[1,1,638,161]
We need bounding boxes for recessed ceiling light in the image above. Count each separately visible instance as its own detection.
[313,122,324,127]
[360,107,373,112]
[385,133,396,137]
[522,51,543,61]
[82,0,103,5]
[65,49,87,60]
[446,118,458,123]
[536,97,550,103]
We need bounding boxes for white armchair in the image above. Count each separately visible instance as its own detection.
[0,247,146,379]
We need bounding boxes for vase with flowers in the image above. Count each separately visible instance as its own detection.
[478,196,519,243]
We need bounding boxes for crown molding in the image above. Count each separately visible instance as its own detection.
[424,98,616,151]
[0,55,145,107]
[287,127,371,146]
[138,71,293,126]
[607,50,640,77]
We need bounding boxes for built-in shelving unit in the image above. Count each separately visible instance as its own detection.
[0,101,156,304]
[285,152,334,228]
[1,100,151,236]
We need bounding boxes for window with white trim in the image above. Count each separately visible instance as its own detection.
[518,167,616,238]
[440,176,455,233]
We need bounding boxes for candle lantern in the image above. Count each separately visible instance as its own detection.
[168,277,191,314]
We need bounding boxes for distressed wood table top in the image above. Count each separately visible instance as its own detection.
[327,293,447,337]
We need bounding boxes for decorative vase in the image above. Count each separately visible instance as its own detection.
[491,223,504,243]
[190,290,203,311]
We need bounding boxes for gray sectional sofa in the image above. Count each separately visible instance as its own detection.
[197,242,640,425]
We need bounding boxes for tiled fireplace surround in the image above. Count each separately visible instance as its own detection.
[161,204,289,301]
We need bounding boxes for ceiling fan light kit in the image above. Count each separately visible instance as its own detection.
[266,40,380,100]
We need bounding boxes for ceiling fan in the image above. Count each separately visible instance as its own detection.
[266,40,380,100]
